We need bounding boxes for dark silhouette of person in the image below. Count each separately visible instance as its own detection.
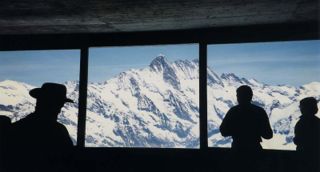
[220,85,273,150]
[294,97,319,171]
[8,83,74,172]
[220,85,273,171]
[0,116,11,171]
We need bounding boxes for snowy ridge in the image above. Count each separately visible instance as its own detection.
[0,55,319,150]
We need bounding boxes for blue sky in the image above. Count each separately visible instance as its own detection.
[89,44,198,82]
[0,50,80,86]
[208,40,320,86]
[0,41,319,86]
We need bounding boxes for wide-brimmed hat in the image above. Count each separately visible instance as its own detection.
[29,83,74,103]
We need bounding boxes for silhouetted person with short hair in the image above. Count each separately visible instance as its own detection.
[0,115,11,171]
[220,85,273,171]
[220,85,273,150]
[294,97,320,171]
[9,83,74,172]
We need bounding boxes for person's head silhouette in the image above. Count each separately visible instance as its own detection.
[236,85,253,105]
[29,83,74,121]
[299,97,318,117]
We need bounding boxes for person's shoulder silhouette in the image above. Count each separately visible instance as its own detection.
[294,97,320,152]
[220,85,273,150]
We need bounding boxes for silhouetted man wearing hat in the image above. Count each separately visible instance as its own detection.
[9,83,74,172]
[220,85,273,171]
[294,97,320,171]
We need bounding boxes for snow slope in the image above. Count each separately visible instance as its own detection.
[0,55,319,150]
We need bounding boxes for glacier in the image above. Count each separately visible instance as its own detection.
[0,55,319,150]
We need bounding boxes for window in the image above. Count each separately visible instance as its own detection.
[207,40,320,150]
[86,44,200,148]
[0,50,80,145]
[1,35,317,151]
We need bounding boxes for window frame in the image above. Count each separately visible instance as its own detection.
[0,22,318,151]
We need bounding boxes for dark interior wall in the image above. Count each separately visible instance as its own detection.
[0,22,318,51]
[0,0,318,35]
[74,148,299,172]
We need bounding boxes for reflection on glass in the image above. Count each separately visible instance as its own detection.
[207,40,320,150]
[0,50,80,144]
[86,44,199,148]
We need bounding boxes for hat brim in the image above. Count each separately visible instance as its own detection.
[29,88,41,99]
[65,98,74,103]
[29,88,74,103]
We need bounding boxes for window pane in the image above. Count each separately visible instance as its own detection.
[0,50,80,145]
[207,40,320,150]
[86,44,199,148]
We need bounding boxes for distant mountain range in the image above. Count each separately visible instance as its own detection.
[0,55,319,150]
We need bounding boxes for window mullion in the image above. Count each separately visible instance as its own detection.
[77,47,89,148]
[199,42,208,150]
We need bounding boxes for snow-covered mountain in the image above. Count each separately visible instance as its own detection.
[0,55,319,150]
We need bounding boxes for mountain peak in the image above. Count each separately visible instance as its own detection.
[221,73,239,80]
[153,54,167,62]
[0,79,22,85]
[149,54,170,71]
[0,80,33,89]
[220,73,243,84]
[157,53,166,58]
[220,73,258,86]
[149,55,180,89]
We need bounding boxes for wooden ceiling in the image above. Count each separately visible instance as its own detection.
[0,0,318,35]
